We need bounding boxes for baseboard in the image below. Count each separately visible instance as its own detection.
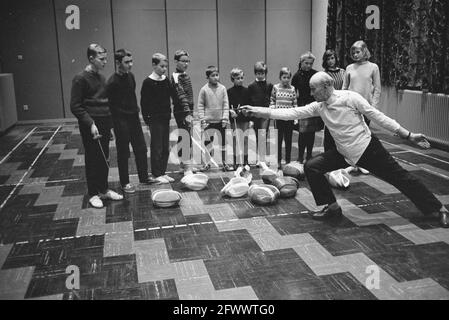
[16,118,78,125]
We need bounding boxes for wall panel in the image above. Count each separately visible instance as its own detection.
[266,0,311,85]
[54,0,114,119]
[0,0,64,121]
[312,0,329,71]
[112,0,167,97]
[166,0,218,107]
[217,0,265,89]
[0,0,315,121]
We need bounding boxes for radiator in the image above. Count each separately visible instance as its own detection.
[379,88,449,147]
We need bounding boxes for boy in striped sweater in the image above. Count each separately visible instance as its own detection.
[197,66,230,171]
[270,67,298,169]
[171,50,194,173]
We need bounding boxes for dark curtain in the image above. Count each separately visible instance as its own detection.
[327,0,449,94]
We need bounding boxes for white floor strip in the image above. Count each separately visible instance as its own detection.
[0,126,62,211]
[8,198,416,245]
[0,127,37,165]
[0,178,81,188]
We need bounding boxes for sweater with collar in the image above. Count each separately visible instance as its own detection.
[140,73,173,123]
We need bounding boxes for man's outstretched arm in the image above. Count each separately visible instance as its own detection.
[240,102,320,121]
[354,94,431,150]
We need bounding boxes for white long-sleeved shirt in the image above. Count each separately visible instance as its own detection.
[269,90,400,166]
[343,61,381,109]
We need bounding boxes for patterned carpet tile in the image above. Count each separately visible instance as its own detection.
[0,124,449,300]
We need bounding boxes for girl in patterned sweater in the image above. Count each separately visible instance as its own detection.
[270,67,298,169]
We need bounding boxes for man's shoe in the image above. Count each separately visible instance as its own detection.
[100,190,124,201]
[439,211,449,228]
[312,206,343,221]
[89,195,104,209]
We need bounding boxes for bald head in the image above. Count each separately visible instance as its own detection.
[310,71,334,88]
[309,72,335,102]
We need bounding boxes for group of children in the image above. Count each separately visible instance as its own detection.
[70,40,381,209]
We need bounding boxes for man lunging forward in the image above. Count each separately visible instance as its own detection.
[242,72,448,228]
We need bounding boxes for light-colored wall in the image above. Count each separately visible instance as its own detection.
[267,0,311,85]
[311,0,329,71]
[112,0,167,99]
[166,0,218,104]
[217,0,265,89]
[54,0,115,119]
[0,0,324,121]
[0,0,64,121]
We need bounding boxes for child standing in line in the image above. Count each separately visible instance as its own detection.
[343,41,380,175]
[170,50,194,174]
[197,66,230,172]
[292,52,322,164]
[70,44,123,209]
[141,53,175,184]
[322,49,345,152]
[106,49,156,194]
[227,68,251,170]
[343,40,381,127]
[248,61,274,166]
[270,67,298,170]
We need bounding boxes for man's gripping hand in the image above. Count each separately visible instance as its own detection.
[410,133,431,150]
[239,106,271,119]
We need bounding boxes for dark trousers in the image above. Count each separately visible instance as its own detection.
[275,120,294,166]
[149,119,170,177]
[175,115,192,163]
[79,117,112,197]
[304,135,442,215]
[323,127,336,152]
[298,132,316,162]
[204,123,226,163]
[113,113,148,186]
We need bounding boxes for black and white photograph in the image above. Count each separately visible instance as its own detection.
[0,0,448,308]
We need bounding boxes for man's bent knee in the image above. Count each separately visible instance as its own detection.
[304,157,322,174]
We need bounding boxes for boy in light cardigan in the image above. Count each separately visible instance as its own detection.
[197,66,231,171]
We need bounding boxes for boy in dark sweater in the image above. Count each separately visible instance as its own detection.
[227,68,251,169]
[291,52,321,163]
[70,43,123,209]
[106,49,155,194]
[141,53,175,184]
[248,61,273,165]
